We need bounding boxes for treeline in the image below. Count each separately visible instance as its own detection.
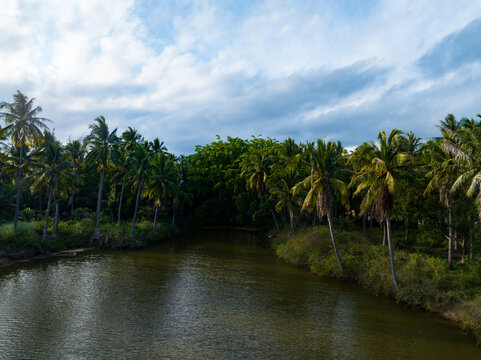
[188,117,481,289]
[0,91,190,247]
[1,91,481,284]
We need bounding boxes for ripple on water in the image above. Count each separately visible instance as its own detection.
[0,231,480,360]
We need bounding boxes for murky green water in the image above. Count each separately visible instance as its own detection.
[0,230,479,359]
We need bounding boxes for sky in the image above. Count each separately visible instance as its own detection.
[1,0,481,154]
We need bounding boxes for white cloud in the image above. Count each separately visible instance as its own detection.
[1,0,481,153]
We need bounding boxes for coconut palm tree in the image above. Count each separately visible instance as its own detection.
[85,116,119,228]
[442,115,481,236]
[0,90,50,230]
[30,141,72,245]
[293,140,349,272]
[271,167,301,235]
[350,129,408,289]
[240,149,280,232]
[145,151,174,231]
[424,139,458,269]
[64,138,85,214]
[128,142,151,236]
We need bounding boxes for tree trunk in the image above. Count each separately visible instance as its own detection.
[386,209,399,289]
[268,203,280,233]
[96,168,105,229]
[112,181,117,223]
[54,195,59,232]
[70,193,74,214]
[454,230,458,250]
[288,206,296,235]
[42,192,52,245]
[39,188,42,212]
[461,235,466,264]
[118,178,125,223]
[172,212,176,227]
[14,144,24,231]
[470,230,473,261]
[369,205,374,228]
[382,221,386,246]
[131,174,142,237]
[327,212,343,273]
[404,217,409,243]
[448,207,454,270]
[153,205,158,232]
[362,214,366,234]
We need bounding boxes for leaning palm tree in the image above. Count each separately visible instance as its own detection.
[350,130,408,289]
[86,116,119,228]
[30,141,72,245]
[293,140,349,272]
[0,90,50,231]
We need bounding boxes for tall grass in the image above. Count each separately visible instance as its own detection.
[0,219,173,253]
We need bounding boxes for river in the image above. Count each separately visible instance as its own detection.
[0,230,479,359]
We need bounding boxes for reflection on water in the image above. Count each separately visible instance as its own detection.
[0,230,480,359]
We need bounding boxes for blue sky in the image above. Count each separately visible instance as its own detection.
[1,0,481,153]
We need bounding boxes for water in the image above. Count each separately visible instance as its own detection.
[0,230,479,359]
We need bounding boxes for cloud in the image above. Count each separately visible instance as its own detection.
[418,19,481,77]
[1,1,481,154]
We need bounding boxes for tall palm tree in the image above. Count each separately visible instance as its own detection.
[441,115,481,236]
[271,167,300,235]
[145,151,174,231]
[64,138,85,214]
[424,139,458,269]
[241,149,280,232]
[115,127,142,223]
[0,90,50,230]
[351,130,408,289]
[128,142,151,236]
[86,116,119,228]
[30,141,71,245]
[293,140,349,272]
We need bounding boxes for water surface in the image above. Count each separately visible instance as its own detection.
[0,230,479,359]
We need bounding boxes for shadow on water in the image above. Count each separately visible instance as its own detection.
[0,230,480,359]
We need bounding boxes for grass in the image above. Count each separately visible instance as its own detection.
[0,218,174,254]
[275,224,481,344]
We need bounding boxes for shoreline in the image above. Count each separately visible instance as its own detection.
[273,225,481,344]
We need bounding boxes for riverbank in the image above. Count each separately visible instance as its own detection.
[0,219,174,266]
[273,225,481,343]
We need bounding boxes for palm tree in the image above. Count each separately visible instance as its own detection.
[64,138,85,214]
[150,137,167,154]
[0,90,50,230]
[241,149,280,232]
[145,151,174,231]
[115,127,142,223]
[293,140,349,272]
[30,141,71,245]
[424,139,458,269]
[128,142,151,236]
[170,156,192,228]
[351,130,408,289]
[86,116,119,228]
[440,115,481,243]
[271,167,300,235]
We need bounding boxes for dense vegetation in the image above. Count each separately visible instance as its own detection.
[1,91,481,340]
